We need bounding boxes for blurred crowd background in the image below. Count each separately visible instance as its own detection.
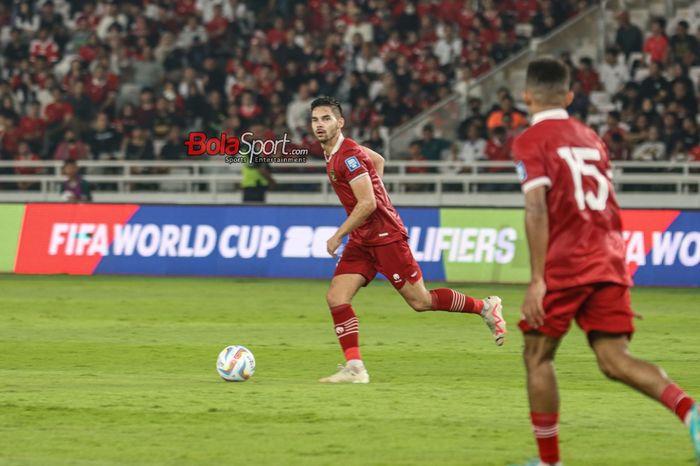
[0,0,698,191]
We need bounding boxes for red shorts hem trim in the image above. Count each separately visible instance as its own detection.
[518,320,568,339]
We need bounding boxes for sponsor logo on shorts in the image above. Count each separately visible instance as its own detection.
[392,273,401,282]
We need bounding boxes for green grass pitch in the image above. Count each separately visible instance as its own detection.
[0,275,698,465]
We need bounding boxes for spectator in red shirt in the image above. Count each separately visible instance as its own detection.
[84,65,119,113]
[53,130,90,161]
[575,57,601,95]
[29,28,59,63]
[19,102,46,148]
[485,126,512,169]
[1,114,22,159]
[267,17,287,49]
[175,0,198,18]
[601,111,632,160]
[238,91,263,125]
[348,96,376,132]
[136,89,157,131]
[44,87,73,125]
[14,141,42,191]
[644,18,669,63]
[483,126,513,190]
[206,4,228,42]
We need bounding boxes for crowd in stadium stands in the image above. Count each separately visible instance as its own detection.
[0,1,697,194]
[0,0,592,190]
[448,12,700,174]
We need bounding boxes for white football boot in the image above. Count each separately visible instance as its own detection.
[319,363,370,384]
[481,296,507,346]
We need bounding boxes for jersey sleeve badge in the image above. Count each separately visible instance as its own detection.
[516,161,528,182]
[345,155,361,172]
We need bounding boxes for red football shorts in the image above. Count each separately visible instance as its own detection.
[518,282,635,339]
[334,239,422,289]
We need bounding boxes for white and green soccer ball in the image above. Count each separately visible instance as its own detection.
[216,345,255,382]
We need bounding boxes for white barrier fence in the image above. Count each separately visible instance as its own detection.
[0,159,698,208]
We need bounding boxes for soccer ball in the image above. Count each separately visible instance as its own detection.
[216,345,256,382]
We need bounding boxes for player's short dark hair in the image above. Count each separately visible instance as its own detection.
[310,96,343,118]
[525,58,570,105]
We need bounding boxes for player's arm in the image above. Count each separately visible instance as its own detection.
[361,145,384,177]
[522,185,548,328]
[326,174,376,257]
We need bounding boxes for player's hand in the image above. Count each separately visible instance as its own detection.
[326,234,342,258]
[522,279,546,328]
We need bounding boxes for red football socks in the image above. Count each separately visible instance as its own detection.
[530,412,560,465]
[429,288,484,313]
[330,304,361,361]
[660,383,695,423]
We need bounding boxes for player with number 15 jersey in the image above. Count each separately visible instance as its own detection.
[512,58,699,466]
[512,109,631,294]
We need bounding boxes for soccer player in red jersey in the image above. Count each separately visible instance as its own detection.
[512,58,700,466]
[309,96,507,384]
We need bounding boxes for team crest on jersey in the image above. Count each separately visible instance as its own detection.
[345,155,361,172]
[330,169,337,182]
[515,161,528,182]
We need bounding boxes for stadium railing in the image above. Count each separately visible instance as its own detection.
[0,159,698,208]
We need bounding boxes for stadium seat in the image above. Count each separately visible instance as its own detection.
[629,9,650,28]
[634,67,650,82]
[515,23,534,38]
[648,2,666,17]
[690,67,700,87]
[627,52,646,67]
[590,92,612,109]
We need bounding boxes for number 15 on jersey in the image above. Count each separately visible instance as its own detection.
[557,147,610,212]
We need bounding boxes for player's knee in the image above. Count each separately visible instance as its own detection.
[596,354,626,381]
[326,290,349,308]
[598,360,621,381]
[523,344,554,372]
[406,294,432,312]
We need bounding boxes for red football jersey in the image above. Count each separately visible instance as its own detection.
[512,109,631,290]
[326,135,407,246]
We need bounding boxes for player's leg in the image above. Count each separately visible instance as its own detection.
[319,273,371,384]
[395,278,506,345]
[523,332,563,466]
[590,333,699,459]
[320,240,376,384]
[373,240,506,345]
[580,283,699,461]
[517,287,587,466]
[325,273,366,361]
